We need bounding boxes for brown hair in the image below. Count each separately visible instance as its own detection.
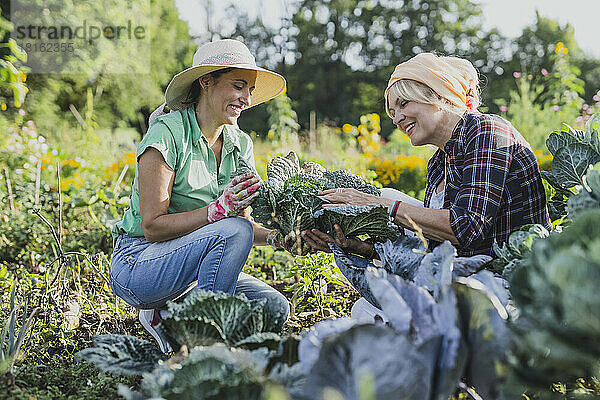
[181,67,235,107]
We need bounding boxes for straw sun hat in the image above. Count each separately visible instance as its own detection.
[165,39,286,111]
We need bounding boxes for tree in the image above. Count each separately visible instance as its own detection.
[12,0,195,140]
[485,13,600,111]
[286,0,504,132]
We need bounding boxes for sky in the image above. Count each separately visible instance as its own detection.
[175,0,600,58]
[478,0,598,57]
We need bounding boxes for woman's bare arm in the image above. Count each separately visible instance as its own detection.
[392,202,459,245]
[240,208,271,246]
[138,148,211,242]
[319,188,459,245]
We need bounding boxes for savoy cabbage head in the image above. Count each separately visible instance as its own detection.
[75,334,166,376]
[159,289,287,350]
[132,344,268,400]
[77,291,304,399]
[314,204,398,243]
[244,151,397,254]
[117,343,306,400]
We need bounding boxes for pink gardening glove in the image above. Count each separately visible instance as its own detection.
[207,173,261,223]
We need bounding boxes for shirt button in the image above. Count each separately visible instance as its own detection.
[217,178,224,185]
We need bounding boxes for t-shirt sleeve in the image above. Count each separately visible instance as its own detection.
[136,121,177,171]
[449,120,514,248]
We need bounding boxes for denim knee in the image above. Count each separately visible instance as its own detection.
[216,217,254,254]
[265,291,290,330]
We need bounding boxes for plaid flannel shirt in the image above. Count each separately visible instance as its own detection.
[424,112,551,256]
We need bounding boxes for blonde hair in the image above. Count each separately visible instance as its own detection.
[385,54,481,118]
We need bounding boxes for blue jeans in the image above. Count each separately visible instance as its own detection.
[109,217,289,322]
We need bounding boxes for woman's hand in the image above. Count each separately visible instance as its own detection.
[318,188,389,208]
[207,173,261,223]
[302,224,376,259]
[265,230,303,255]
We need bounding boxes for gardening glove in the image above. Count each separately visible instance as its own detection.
[207,173,261,223]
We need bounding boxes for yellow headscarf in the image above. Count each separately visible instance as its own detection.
[385,53,479,112]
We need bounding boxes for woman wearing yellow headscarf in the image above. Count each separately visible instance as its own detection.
[304,53,551,258]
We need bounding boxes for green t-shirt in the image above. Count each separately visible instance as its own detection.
[111,106,257,239]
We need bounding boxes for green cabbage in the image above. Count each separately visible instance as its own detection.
[242,151,397,254]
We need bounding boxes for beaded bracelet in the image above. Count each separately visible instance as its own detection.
[389,200,402,220]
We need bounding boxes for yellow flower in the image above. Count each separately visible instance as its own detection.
[103,162,120,179]
[41,154,52,168]
[342,124,354,133]
[60,178,75,190]
[1,104,6,111]
[562,47,568,55]
[555,42,564,53]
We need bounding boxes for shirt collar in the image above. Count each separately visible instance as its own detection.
[184,107,241,153]
[221,125,241,154]
[444,111,470,155]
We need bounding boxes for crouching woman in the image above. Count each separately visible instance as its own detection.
[303,53,551,320]
[109,39,290,353]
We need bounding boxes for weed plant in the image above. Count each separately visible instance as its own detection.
[287,253,350,317]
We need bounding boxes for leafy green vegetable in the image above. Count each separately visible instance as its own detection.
[268,363,307,400]
[413,241,455,299]
[505,209,600,396]
[490,223,550,279]
[314,204,398,242]
[117,342,306,400]
[301,244,511,400]
[245,151,394,254]
[138,344,268,400]
[321,170,381,195]
[298,317,359,376]
[75,335,165,376]
[159,289,286,350]
[229,156,256,179]
[366,266,466,399]
[331,238,493,308]
[366,255,511,399]
[542,114,600,220]
[454,271,511,399]
[567,163,600,218]
[267,152,301,193]
[329,243,382,307]
[304,324,438,400]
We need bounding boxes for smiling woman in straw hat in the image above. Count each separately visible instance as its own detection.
[303,53,551,320]
[108,39,290,353]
